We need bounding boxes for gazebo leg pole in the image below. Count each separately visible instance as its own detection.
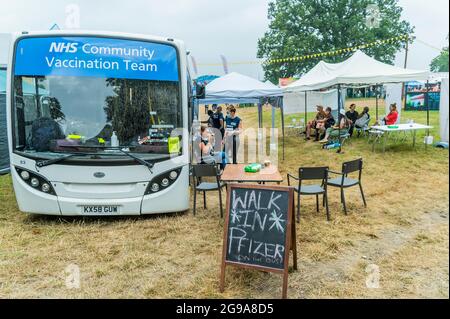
[337,84,342,153]
[304,91,307,134]
[376,86,379,122]
[426,80,430,149]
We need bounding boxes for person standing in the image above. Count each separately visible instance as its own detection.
[212,106,225,138]
[346,103,359,137]
[224,106,242,163]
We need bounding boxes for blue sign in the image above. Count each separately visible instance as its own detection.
[14,36,179,81]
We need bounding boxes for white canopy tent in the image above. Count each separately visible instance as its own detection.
[201,72,286,160]
[283,89,342,113]
[205,72,283,98]
[286,50,429,92]
[285,50,429,151]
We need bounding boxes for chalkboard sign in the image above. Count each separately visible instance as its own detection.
[220,184,297,299]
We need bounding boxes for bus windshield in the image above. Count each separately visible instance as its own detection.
[12,36,182,161]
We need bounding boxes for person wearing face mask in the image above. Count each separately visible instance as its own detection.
[224,106,242,163]
[198,125,228,169]
[212,106,225,138]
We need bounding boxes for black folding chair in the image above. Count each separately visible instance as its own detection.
[191,164,226,217]
[288,167,330,222]
[327,158,367,214]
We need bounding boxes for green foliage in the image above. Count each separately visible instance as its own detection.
[430,35,449,72]
[104,79,180,143]
[48,97,65,121]
[257,0,414,83]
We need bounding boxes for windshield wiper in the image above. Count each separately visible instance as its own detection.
[118,149,155,173]
[35,153,94,168]
[35,145,163,173]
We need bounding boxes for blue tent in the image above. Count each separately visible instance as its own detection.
[0,68,8,174]
[196,74,219,85]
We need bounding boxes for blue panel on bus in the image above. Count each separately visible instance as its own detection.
[14,36,179,81]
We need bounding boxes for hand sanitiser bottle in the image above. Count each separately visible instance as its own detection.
[111,131,119,147]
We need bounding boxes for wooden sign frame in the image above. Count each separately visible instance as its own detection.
[219,183,297,299]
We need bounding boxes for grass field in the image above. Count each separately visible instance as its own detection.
[0,98,448,298]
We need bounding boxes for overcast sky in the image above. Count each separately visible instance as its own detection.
[0,0,448,79]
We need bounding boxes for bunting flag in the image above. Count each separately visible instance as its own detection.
[220,54,229,74]
[265,34,410,65]
[195,34,411,67]
[190,55,198,76]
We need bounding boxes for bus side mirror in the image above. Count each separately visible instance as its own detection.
[196,83,205,99]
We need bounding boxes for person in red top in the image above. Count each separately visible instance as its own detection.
[383,103,399,125]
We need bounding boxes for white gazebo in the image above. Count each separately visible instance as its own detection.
[206,72,283,98]
[285,50,429,151]
[200,72,286,159]
[287,50,429,92]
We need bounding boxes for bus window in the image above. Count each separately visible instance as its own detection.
[12,36,182,159]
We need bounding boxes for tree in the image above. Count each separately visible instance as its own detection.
[430,35,449,72]
[257,0,414,83]
[104,79,180,144]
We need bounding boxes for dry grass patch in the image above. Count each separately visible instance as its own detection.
[0,99,448,298]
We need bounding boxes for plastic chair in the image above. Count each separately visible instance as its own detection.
[327,158,367,214]
[192,164,226,217]
[355,117,371,137]
[288,167,330,222]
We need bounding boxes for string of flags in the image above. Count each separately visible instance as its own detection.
[265,34,410,65]
[196,34,410,67]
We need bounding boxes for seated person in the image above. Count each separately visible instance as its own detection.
[198,125,227,168]
[381,103,399,125]
[354,107,371,130]
[316,107,335,140]
[319,109,350,144]
[305,105,326,140]
[345,103,359,137]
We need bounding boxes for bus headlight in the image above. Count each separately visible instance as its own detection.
[15,167,57,196]
[20,171,30,180]
[169,170,178,180]
[145,167,182,195]
[161,178,170,187]
[150,183,160,192]
[30,178,40,188]
[41,183,51,193]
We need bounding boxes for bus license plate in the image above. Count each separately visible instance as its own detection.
[81,205,120,214]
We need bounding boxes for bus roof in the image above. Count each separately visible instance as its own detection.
[11,30,184,47]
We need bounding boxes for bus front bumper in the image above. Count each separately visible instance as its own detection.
[12,165,190,216]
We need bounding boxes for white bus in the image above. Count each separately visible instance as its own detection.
[7,30,191,215]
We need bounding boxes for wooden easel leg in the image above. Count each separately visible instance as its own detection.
[219,264,226,293]
[282,271,288,299]
[291,210,298,270]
